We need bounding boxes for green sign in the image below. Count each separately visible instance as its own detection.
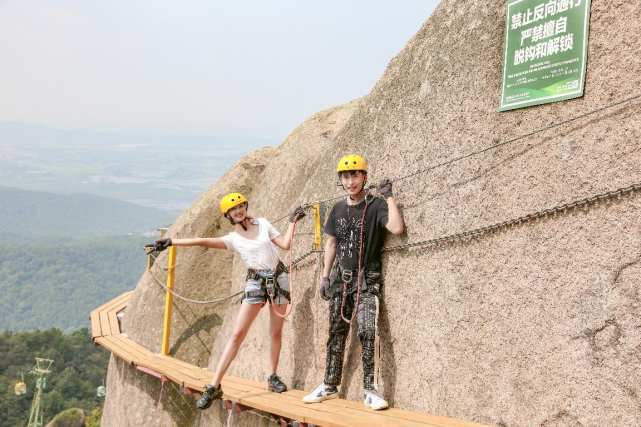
[500,0,591,111]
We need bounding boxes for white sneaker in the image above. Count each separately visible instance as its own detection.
[363,389,388,410]
[302,383,338,403]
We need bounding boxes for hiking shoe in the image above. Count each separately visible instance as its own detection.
[268,374,288,393]
[302,383,338,403]
[363,389,388,410]
[196,384,222,410]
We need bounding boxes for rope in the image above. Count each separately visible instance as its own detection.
[268,214,299,318]
[164,93,640,264]
[146,182,640,305]
[145,95,641,302]
[147,268,244,304]
[165,249,217,270]
[381,182,641,252]
[389,93,641,185]
[268,93,641,222]
[340,192,370,324]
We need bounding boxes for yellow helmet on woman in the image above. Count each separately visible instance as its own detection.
[220,193,248,215]
[337,154,367,173]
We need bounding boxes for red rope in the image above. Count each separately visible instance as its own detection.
[341,196,369,323]
[269,214,299,318]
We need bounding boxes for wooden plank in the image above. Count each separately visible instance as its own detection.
[90,292,494,427]
[90,311,102,338]
[106,298,130,320]
[224,377,491,427]
[94,337,138,365]
[320,397,493,427]
[92,291,133,339]
[147,355,212,385]
[99,310,112,338]
[255,393,433,427]
[107,297,131,315]
[217,380,395,427]
[132,356,186,385]
[114,335,153,355]
[219,381,436,427]
[107,310,121,336]
[102,335,150,361]
[156,354,210,372]
[238,394,383,427]
[94,291,133,314]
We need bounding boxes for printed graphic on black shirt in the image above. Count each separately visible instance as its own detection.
[325,196,389,271]
[335,216,364,261]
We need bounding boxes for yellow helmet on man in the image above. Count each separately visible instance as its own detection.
[337,154,367,173]
[220,193,248,215]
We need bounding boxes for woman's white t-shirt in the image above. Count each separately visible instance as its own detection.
[219,218,281,270]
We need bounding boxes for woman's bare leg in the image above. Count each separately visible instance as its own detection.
[209,302,263,386]
[269,303,287,374]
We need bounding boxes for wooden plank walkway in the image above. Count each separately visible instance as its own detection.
[91,292,495,427]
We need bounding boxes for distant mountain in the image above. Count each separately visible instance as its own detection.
[0,121,277,210]
[0,236,151,332]
[0,187,171,332]
[0,186,178,243]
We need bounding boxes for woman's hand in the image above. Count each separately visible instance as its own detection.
[145,238,172,252]
[289,206,306,222]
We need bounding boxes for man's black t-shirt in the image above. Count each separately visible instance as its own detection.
[324,195,389,271]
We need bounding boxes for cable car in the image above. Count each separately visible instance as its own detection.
[14,382,27,396]
[97,379,106,397]
[96,385,106,397]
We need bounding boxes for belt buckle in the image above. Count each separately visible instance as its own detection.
[341,270,353,283]
[265,275,276,295]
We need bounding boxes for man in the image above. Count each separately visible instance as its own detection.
[303,154,403,410]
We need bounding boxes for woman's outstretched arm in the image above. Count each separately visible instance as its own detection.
[171,237,227,249]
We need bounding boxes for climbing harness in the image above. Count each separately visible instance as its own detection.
[242,213,301,318]
[244,260,291,305]
[340,193,370,323]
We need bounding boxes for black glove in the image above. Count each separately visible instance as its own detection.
[289,206,306,222]
[320,276,331,301]
[377,178,393,199]
[145,238,172,252]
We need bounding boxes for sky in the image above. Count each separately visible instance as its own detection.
[0,0,441,141]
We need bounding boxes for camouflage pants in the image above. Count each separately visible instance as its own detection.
[324,289,378,390]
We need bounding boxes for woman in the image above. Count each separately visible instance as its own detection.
[148,193,305,410]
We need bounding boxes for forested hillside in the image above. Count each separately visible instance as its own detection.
[0,236,151,332]
[0,328,109,427]
[0,186,178,331]
[0,186,177,243]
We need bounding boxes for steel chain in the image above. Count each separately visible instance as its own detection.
[145,183,640,303]
[381,182,641,252]
[160,93,641,258]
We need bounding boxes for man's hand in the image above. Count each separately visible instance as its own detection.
[145,238,172,252]
[289,206,306,222]
[377,178,393,199]
[320,276,331,301]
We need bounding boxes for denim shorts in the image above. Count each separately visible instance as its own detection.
[243,273,291,305]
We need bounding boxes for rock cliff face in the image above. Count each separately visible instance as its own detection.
[102,0,641,426]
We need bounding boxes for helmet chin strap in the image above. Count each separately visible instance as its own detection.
[225,213,249,231]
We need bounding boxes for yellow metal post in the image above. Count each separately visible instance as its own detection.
[313,202,322,250]
[161,246,176,355]
[147,252,151,270]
